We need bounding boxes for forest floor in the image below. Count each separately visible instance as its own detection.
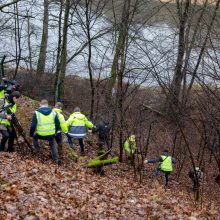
[0,96,219,219]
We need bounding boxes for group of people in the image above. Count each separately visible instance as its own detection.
[0,78,20,152]
[0,78,203,190]
[0,79,110,164]
[123,135,203,190]
[30,100,97,163]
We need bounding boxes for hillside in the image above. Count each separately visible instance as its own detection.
[0,96,219,219]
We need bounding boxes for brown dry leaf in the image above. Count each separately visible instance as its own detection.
[0,96,219,219]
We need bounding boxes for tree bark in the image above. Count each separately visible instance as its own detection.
[13,2,21,79]
[85,0,95,119]
[105,0,132,102]
[54,0,70,102]
[36,0,49,75]
[165,0,190,113]
[27,11,33,73]
[54,0,63,103]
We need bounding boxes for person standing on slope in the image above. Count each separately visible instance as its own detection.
[145,149,176,186]
[188,166,203,191]
[92,116,111,152]
[30,99,60,163]
[66,107,93,156]
[0,91,21,152]
[124,135,137,163]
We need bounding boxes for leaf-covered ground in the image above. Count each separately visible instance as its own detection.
[0,96,219,219]
[0,152,219,219]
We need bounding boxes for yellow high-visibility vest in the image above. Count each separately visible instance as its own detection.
[36,111,56,136]
[160,155,173,172]
[0,100,16,126]
[124,135,136,155]
[53,108,67,133]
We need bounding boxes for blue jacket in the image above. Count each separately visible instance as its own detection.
[30,107,60,138]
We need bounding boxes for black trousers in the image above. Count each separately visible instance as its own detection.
[154,168,171,186]
[67,134,85,153]
[33,134,58,161]
[55,132,63,160]
[0,126,15,152]
[98,137,111,151]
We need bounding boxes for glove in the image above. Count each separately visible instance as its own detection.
[144,159,148,163]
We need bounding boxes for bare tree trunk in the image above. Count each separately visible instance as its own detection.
[107,0,132,162]
[14,2,21,79]
[54,0,70,102]
[36,0,49,75]
[105,0,132,102]
[165,0,190,113]
[181,0,208,103]
[118,67,124,162]
[85,0,95,119]
[26,10,33,73]
[54,0,63,102]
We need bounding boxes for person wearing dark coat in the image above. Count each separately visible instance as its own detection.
[145,149,176,186]
[30,99,60,162]
[92,117,111,152]
[188,167,203,191]
[0,91,20,152]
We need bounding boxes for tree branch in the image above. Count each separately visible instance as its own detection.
[0,0,21,11]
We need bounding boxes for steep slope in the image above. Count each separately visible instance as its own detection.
[0,153,219,219]
[0,96,219,219]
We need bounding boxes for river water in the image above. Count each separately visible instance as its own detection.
[0,0,219,87]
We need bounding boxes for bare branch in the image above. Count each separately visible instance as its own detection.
[0,0,21,11]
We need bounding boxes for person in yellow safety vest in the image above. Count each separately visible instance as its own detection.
[66,107,93,156]
[144,149,176,186]
[0,89,4,100]
[30,99,60,162]
[53,102,67,164]
[124,135,137,156]
[0,78,8,99]
[0,91,21,152]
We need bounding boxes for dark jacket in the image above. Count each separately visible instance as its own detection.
[188,168,203,180]
[30,107,60,138]
[92,120,110,140]
[0,80,18,95]
[0,79,8,91]
[148,152,176,164]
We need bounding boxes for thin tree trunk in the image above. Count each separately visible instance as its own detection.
[181,0,208,103]
[165,0,190,113]
[85,0,95,119]
[54,0,63,102]
[14,2,21,79]
[107,0,132,161]
[54,0,70,102]
[105,0,131,102]
[36,0,49,75]
[27,11,33,72]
